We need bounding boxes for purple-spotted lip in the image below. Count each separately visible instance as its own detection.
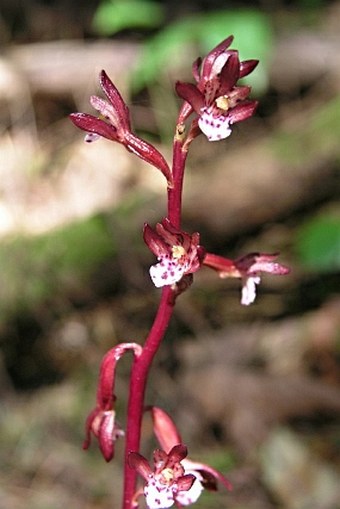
[198,108,232,141]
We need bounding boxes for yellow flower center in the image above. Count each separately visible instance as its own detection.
[215,95,229,111]
[161,467,175,483]
[172,245,186,259]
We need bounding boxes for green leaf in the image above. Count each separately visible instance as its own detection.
[93,0,165,36]
[296,212,340,272]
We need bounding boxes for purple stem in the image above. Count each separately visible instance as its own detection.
[122,132,188,509]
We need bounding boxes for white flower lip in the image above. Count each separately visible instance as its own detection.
[198,109,232,141]
[149,256,187,288]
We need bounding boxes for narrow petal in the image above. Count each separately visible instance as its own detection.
[228,101,258,125]
[239,59,259,78]
[218,52,240,95]
[166,444,188,466]
[182,459,233,491]
[70,112,119,141]
[90,95,120,128]
[151,407,183,453]
[201,35,234,79]
[235,252,290,276]
[175,82,205,114]
[97,354,117,408]
[251,261,290,275]
[228,85,252,104]
[176,474,204,505]
[198,109,232,141]
[128,452,153,480]
[98,411,116,462]
[192,57,202,82]
[143,223,169,258]
[178,100,194,123]
[99,70,131,131]
[156,219,181,246]
[153,448,168,469]
[83,406,124,462]
[83,408,98,450]
[176,474,196,492]
[247,255,290,275]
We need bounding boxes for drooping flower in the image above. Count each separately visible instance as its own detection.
[203,252,290,305]
[150,406,233,496]
[129,444,199,509]
[143,218,205,289]
[83,405,124,462]
[70,70,173,186]
[176,35,258,141]
[83,342,142,461]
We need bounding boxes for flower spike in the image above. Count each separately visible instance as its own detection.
[67,34,293,509]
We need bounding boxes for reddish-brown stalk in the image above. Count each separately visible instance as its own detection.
[122,126,188,509]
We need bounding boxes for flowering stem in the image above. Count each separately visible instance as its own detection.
[122,127,188,509]
[122,287,174,509]
[168,129,188,228]
[70,36,289,509]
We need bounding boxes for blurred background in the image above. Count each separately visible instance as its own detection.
[0,0,340,508]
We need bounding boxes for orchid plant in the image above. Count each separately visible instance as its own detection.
[70,35,289,509]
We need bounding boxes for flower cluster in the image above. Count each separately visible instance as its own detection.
[176,35,258,141]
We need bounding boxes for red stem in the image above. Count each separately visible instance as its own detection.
[122,286,174,509]
[168,138,188,228]
[122,132,188,509]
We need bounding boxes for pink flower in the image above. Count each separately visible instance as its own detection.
[176,35,258,141]
[70,70,172,186]
[150,407,232,497]
[203,252,290,305]
[83,342,142,461]
[129,444,198,509]
[143,219,205,289]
